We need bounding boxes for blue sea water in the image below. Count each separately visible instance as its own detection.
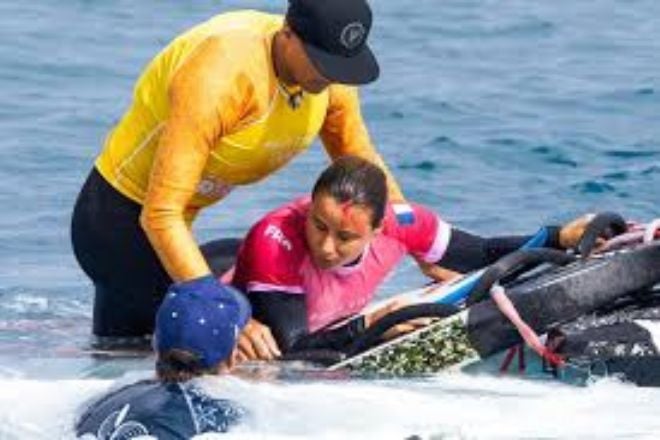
[1,0,659,438]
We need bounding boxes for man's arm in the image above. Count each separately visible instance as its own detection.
[140,37,255,282]
[319,85,405,202]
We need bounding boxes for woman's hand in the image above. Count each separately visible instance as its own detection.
[414,256,462,283]
[236,318,281,362]
[365,299,432,341]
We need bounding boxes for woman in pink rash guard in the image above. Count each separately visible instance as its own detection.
[228,156,589,361]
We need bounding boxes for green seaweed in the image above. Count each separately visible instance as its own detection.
[349,319,477,375]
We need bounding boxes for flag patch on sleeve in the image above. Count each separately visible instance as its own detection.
[393,203,415,225]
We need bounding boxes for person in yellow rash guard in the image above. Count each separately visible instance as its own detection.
[71,0,406,340]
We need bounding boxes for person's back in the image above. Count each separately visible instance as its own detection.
[76,279,251,438]
[76,379,243,439]
[96,10,292,208]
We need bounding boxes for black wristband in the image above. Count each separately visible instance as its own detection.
[544,225,563,249]
[347,315,367,338]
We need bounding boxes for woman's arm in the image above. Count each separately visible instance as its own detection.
[437,214,596,273]
[436,227,562,273]
[247,291,367,354]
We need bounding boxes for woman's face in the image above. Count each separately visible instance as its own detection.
[305,193,381,269]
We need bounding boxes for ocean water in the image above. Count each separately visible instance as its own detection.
[0,0,659,438]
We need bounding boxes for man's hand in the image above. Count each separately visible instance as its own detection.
[236,318,281,362]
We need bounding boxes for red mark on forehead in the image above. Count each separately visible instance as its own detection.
[338,200,369,235]
[338,200,354,214]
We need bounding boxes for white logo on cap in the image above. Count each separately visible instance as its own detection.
[340,22,366,50]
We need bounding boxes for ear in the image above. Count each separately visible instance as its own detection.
[280,24,294,40]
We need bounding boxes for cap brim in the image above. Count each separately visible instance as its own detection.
[303,42,380,85]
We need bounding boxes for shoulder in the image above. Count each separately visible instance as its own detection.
[176,34,268,82]
[171,22,274,106]
[75,380,185,439]
[382,202,437,232]
[233,198,309,291]
[181,381,246,434]
[243,198,308,259]
[381,202,451,259]
[190,11,280,59]
[327,84,360,109]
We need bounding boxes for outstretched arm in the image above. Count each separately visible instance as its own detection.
[393,201,592,279]
[436,227,561,273]
[434,214,594,273]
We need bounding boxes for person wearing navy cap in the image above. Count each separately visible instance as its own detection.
[75,281,251,439]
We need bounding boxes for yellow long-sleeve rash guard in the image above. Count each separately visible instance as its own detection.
[95,11,404,282]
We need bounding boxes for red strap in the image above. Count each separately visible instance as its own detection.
[499,346,518,373]
[540,348,565,367]
[490,285,564,367]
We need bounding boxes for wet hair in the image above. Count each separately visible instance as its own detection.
[156,349,220,383]
[312,156,387,228]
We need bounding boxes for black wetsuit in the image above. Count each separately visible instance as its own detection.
[245,227,562,355]
[71,169,241,338]
[75,379,244,439]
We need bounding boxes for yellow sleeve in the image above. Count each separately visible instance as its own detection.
[140,36,258,282]
[320,85,405,202]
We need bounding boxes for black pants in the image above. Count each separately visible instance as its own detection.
[71,168,241,337]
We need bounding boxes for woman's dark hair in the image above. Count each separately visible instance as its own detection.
[312,155,387,228]
[156,349,219,383]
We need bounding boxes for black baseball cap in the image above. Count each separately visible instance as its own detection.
[286,0,380,85]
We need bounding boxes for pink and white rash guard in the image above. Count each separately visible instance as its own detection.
[231,197,451,332]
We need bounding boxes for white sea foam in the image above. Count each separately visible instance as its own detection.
[1,372,659,439]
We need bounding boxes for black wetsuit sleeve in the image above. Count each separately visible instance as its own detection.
[249,291,365,353]
[438,226,561,273]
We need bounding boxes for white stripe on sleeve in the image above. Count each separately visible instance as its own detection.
[421,218,452,263]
